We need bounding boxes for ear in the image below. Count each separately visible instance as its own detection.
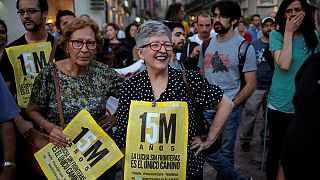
[137,48,144,60]
[42,11,48,21]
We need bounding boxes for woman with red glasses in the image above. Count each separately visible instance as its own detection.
[114,20,233,179]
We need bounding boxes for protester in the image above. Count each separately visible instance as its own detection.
[198,1,256,179]
[164,21,185,69]
[124,22,139,65]
[165,3,190,40]
[240,17,276,152]
[246,14,261,41]
[181,11,213,71]
[102,22,129,68]
[237,20,252,42]
[26,18,124,178]
[0,0,66,94]
[52,10,75,39]
[114,20,233,179]
[266,0,320,179]
[0,0,67,178]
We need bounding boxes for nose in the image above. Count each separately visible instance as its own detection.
[159,44,167,53]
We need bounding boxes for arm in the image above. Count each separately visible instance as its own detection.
[191,95,234,156]
[233,71,256,107]
[274,12,305,71]
[13,114,33,138]
[0,121,16,180]
[26,100,71,148]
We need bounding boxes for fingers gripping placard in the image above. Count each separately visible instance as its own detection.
[125,101,189,180]
[35,109,123,180]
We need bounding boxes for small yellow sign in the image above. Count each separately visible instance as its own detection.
[6,42,52,108]
[125,101,189,180]
[35,109,123,180]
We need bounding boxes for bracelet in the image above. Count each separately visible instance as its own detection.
[2,162,16,168]
[39,119,47,131]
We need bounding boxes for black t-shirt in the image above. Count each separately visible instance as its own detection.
[0,33,65,94]
[281,52,320,179]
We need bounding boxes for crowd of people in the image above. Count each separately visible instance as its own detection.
[1,0,320,179]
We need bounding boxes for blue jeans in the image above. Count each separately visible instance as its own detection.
[204,106,247,180]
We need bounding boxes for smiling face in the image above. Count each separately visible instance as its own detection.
[138,35,172,71]
[18,0,47,32]
[67,26,96,67]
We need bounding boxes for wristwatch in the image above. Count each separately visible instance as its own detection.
[2,162,16,168]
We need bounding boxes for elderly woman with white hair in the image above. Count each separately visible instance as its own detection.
[114,20,233,179]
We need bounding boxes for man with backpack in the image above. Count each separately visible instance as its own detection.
[240,17,276,152]
[198,1,256,179]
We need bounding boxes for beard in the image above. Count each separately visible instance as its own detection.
[173,43,184,53]
[213,21,230,35]
[23,16,44,32]
[263,31,271,37]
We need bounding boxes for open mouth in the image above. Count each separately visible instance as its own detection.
[155,56,167,62]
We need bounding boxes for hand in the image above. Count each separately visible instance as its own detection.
[191,136,215,157]
[190,45,200,59]
[0,167,15,180]
[16,120,33,139]
[285,12,305,33]
[99,115,117,132]
[13,115,33,138]
[49,126,71,148]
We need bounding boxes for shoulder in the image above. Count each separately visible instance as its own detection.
[270,30,282,39]
[6,35,27,48]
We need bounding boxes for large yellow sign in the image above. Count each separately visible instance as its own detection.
[35,109,123,180]
[125,101,189,180]
[6,42,52,108]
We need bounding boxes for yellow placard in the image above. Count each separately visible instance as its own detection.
[125,101,188,180]
[35,109,123,180]
[6,42,52,108]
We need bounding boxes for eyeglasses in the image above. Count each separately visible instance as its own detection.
[69,40,97,50]
[17,9,41,16]
[141,42,174,51]
[285,7,303,14]
[212,14,229,19]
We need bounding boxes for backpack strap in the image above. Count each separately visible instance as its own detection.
[238,40,250,89]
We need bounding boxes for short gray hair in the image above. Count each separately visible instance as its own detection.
[135,20,172,48]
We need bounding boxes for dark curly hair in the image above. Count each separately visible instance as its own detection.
[211,1,242,29]
[275,0,318,53]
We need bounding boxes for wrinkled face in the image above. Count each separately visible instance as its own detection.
[59,15,74,33]
[261,21,276,37]
[213,8,233,35]
[138,35,173,71]
[0,24,7,46]
[171,27,185,51]
[197,15,212,39]
[130,25,138,38]
[67,26,97,67]
[285,0,304,20]
[18,0,47,32]
[106,25,117,40]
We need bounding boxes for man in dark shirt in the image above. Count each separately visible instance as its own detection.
[0,0,65,95]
